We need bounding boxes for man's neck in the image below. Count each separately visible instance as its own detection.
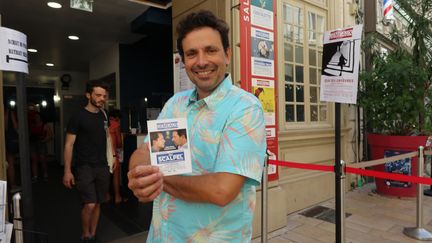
[85,103,99,113]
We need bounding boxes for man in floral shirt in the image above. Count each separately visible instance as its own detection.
[128,10,266,242]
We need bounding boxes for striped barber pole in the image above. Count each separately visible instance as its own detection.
[383,0,394,20]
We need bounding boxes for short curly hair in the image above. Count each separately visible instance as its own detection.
[176,10,230,61]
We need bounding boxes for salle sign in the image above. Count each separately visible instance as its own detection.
[0,27,28,74]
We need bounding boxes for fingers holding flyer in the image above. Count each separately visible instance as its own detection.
[128,143,163,202]
[127,165,163,202]
[147,118,192,176]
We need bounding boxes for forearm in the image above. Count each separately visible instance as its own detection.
[163,172,245,207]
[63,145,73,173]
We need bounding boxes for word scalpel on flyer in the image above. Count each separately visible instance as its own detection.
[147,118,192,176]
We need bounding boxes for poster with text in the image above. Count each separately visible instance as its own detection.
[251,0,274,30]
[173,53,195,93]
[320,25,363,104]
[253,78,275,125]
[147,118,192,176]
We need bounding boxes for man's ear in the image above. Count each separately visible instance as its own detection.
[85,92,90,99]
[225,47,231,65]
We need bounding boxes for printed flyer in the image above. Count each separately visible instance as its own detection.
[320,25,363,104]
[147,118,192,176]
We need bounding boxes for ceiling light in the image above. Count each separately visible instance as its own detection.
[46,63,54,67]
[28,48,38,53]
[68,35,79,40]
[41,100,48,107]
[47,2,62,8]
[9,100,16,108]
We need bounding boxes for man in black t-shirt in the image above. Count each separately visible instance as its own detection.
[63,80,111,243]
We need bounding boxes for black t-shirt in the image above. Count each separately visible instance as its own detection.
[66,108,108,166]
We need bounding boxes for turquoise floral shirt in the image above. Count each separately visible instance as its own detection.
[147,74,266,242]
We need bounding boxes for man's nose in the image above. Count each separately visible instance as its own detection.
[196,51,209,67]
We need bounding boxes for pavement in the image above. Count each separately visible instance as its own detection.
[252,183,432,243]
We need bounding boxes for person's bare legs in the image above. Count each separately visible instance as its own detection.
[81,203,97,238]
[89,203,100,237]
[113,167,122,203]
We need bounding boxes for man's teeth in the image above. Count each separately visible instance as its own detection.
[197,71,211,75]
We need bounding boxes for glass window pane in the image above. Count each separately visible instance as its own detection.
[293,6,303,25]
[295,46,303,63]
[294,27,303,43]
[286,105,294,122]
[308,31,316,47]
[296,85,304,102]
[295,66,304,83]
[308,12,316,31]
[317,15,325,32]
[318,51,323,68]
[284,43,293,62]
[310,87,317,103]
[310,67,317,84]
[320,105,327,121]
[309,50,316,66]
[283,4,291,23]
[311,105,318,121]
[284,25,293,41]
[285,64,293,82]
[317,33,323,47]
[285,84,294,102]
[297,105,305,121]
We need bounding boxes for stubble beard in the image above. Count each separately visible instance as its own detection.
[90,97,104,109]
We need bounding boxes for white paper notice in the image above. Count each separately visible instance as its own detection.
[0,27,28,74]
[173,53,195,93]
[320,25,363,104]
[147,118,192,176]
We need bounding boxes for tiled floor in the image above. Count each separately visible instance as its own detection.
[253,183,432,243]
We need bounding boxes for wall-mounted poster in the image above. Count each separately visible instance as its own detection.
[173,53,194,93]
[251,0,274,30]
[252,78,275,126]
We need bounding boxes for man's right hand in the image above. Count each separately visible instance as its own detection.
[63,171,75,189]
[128,165,163,202]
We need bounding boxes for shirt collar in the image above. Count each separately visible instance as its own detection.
[188,74,232,109]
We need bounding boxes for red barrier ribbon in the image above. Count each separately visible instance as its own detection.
[269,159,432,185]
[269,160,334,172]
[345,167,432,185]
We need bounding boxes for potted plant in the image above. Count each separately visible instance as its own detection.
[358,0,432,196]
